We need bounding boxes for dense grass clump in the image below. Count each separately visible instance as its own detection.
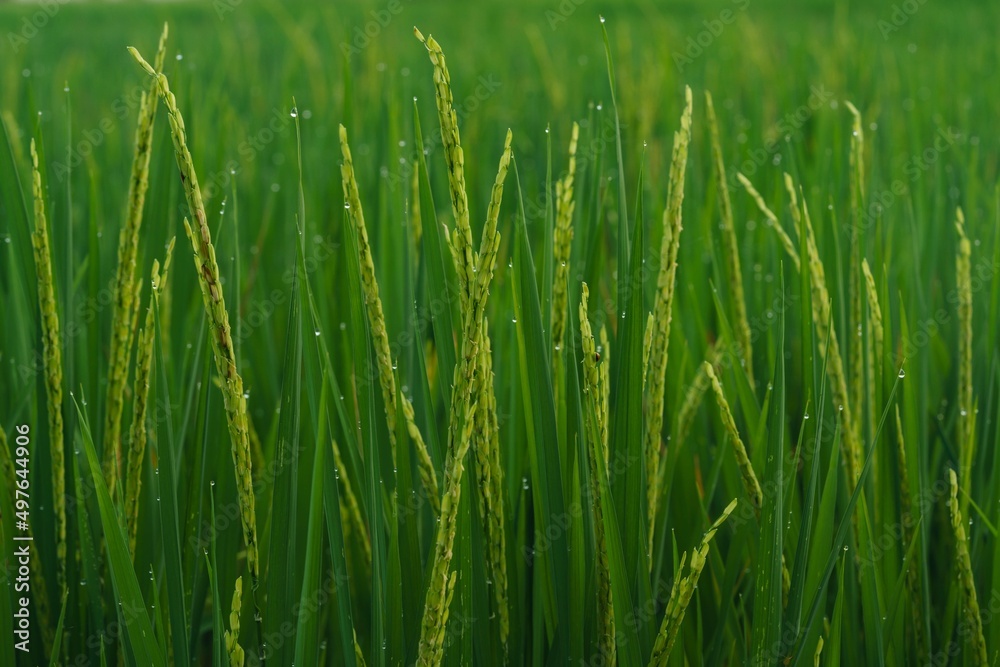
[1,1,1000,665]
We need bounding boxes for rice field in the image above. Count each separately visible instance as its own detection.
[1,0,999,665]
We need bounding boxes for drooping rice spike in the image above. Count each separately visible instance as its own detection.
[129,46,260,586]
[784,173,861,489]
[949,469,988,666]
[704,361,790,597]
[339,124,440,515]
[736,173,800,272]
[125,238,174,558]
[704,362,762,511]
[104,22,169,507]
[551,121,579,364]
[581,285,614,665]
[706,91,753,387]
[30,138,67,593]
[645,87,693,570]
[647,498,737,667]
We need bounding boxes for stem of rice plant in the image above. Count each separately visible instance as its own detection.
[128,48,261,595]
[472,323,509,646]
[103,22,168,504]
[645,87,692,571]
[30,138,67,593]
[339,124,440,515]
[417,129,511,667]
[125,238,174,558]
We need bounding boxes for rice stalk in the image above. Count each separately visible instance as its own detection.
[416,129,512,667]
[472,323,509,644]
[736,173,800,272]
[845,102,865,441]
[580,284,614,665]
[414,27,475,309]
[784,173,861,489]
[30,138,67,592]
[128,47,260,586]
[704,361,790,597]
[653,344,720,501]
[551,121,579,363]
[224,576,245,667]
[645,86,693,569]
[955,207,974,490]
[339,124,440,515]
[894,405,926,663]
[124,238,174,557]
[103,22,169,504]
[675,344,719,445]
[332,438,371,569]
[706,91,753,387]
[647,498,737,667]
[861,258,883,444]
[417,403,478,667]
[704,362,762,511]
[949,468,988,665]
[814,637,824,666]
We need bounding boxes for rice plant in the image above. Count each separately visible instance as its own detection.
[1,2,998,666]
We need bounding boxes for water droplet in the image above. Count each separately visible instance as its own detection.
[63,85,70,92]
[339,322,347,330]
[290,108,298,118]
[522,477,529,490]
[898,369,905,378]
[803,413,810,420]
[599,15,606,23]
[315,330,321,336]
[176,53,183,61]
